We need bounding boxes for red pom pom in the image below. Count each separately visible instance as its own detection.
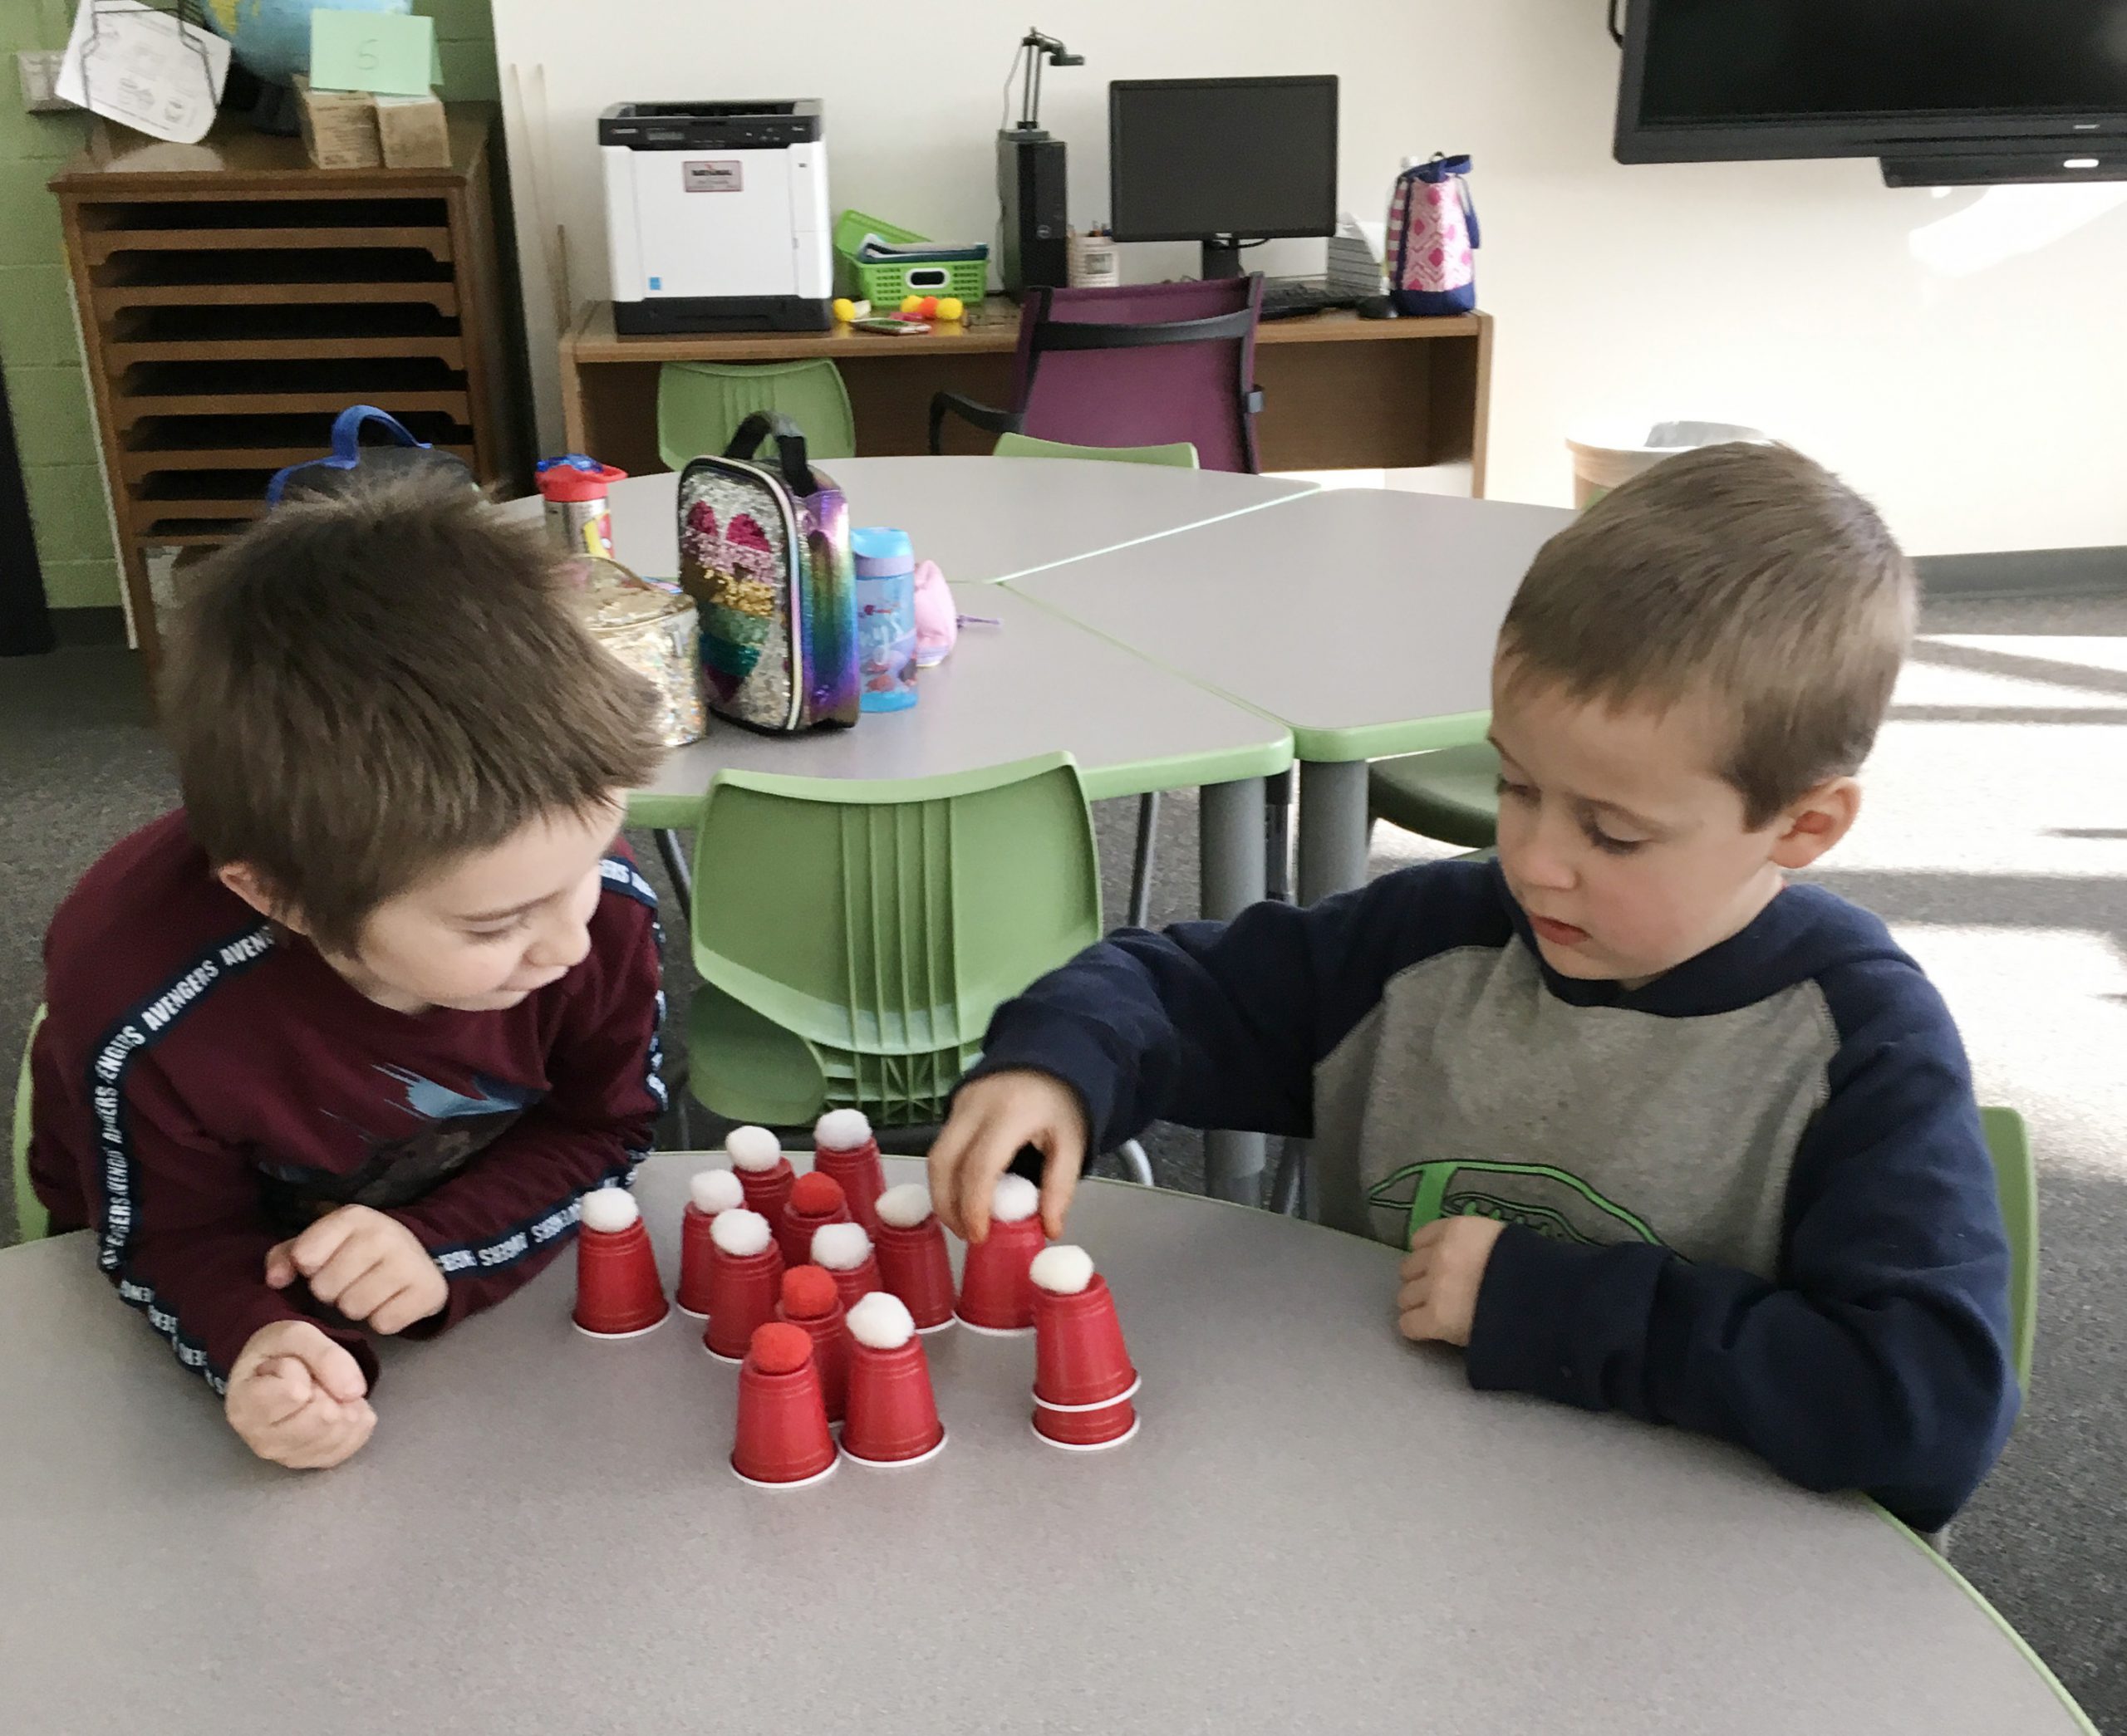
[749,1322,814,1374]
[790,1171,846,1214]
[781,1264,839,1317]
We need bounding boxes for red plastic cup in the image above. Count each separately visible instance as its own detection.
[703,1239,787,1362]
[572,1218,669,1337]
[675,1203,723,1317]
[734,1155,796,1226]
[824,1248,882,1314]
[876,1214,957,1331]
[1032,1394,1139,1450]
[731,1322,838,1487]
[812,1140,887,1235]
[842,1335,946,1465]
[778,1172,852,1269]
[777,1265,852,1425]
[1033,1273,1138,1408]
[955,1214,1047,1333]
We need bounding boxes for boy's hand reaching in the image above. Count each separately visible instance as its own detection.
[1397,1216,1507,1347]
[928,1070,1088,1243]
[266,1204,447,1335]
[224,1319,376,1469]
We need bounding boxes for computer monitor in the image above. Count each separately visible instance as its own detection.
[1108,76,1339,280]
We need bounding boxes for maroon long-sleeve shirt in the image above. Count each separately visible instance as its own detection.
[29,811,666,1392]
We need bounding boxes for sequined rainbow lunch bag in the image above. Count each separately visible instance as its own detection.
[678,413,860,734]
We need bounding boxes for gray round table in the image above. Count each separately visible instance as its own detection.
[0,1155,2085,1734]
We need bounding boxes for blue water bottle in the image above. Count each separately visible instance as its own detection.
[852,526,919,712]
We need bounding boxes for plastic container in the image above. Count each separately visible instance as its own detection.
[536,454,627,558]
[1032,1274,1138,1408]
[1068,228,1120,288]
[842,1336,947,1465]
[834,209,988,307]
[730,1324,838,1487]
[1033,1394,1139,1449]
[1565,420,1767,509]
[852,526,919,713]
[702,1238,787,1362]
[875,1214,957,1331]
[572,1216,669,1338]
[955,1214,1048,1334]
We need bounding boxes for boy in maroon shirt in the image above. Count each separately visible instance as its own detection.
[29,475,668,1470]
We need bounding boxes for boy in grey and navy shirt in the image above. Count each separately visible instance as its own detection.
[927,443,2017,1533]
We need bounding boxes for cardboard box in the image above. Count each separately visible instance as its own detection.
[293,74,381,170]
[373,93,450,169]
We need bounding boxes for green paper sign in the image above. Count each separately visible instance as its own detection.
[308,9,437,98]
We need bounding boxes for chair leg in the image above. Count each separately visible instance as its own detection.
[1128,792,1158,928]
[1115,1140,1155,1187]
[653,827,694,924]
[1265,769,1293,903]
[1269,1137,1311,1218]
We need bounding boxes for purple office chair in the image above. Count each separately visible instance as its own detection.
[929,277,1266,472]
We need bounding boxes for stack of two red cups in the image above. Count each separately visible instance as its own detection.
[1028,1246,1139,1449]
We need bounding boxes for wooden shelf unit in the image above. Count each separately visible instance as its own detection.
[52,110,523,675]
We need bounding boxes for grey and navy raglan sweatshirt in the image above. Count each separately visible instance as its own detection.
[970,856,2019,1529]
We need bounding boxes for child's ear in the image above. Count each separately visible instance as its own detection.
[1768,777,1861,870]
[215,862,311,937]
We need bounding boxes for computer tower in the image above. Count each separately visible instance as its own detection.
[998,129,1069,292]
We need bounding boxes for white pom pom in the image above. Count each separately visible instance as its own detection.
[579,1188,640,1233]
[710,1207,773,1258]
[813,1108,872,1151]
[690,1168,744,1214]
[1030,1244,1096,1295]
[846,1289,916,1350]
[725,1125,783,1171]
[875,1182,934,1230]
[990,1173,1040,1224]
[811,1222,873,1272]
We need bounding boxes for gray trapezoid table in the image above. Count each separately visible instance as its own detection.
[1009,487,1574,904]
[596,457,1318,588]
[0,1154,2090,1736]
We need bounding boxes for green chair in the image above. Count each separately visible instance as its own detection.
[656,359,857,473]
[1368,737,1501,851]
[12,1005,50,1243]
[1981,1105,2037,1394]
[991,432,1199,468]
[993,433,1198,927]
[684,752,1151,1181]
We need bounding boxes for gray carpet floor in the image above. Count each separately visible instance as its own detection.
[5,591,2124,1729]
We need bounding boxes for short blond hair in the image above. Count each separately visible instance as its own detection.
[1500,442,1915,826]
[163,473,662,951]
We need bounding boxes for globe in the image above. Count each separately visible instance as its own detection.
[199,0,413,90]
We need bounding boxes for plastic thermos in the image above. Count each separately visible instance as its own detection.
[851,526,919,712]
[536,454,628,559]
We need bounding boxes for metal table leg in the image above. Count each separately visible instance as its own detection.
[1200,777,1269,1204]
[1296,759,1372,905]
[653,828,694,924]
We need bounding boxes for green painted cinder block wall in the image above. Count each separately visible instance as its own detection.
[0,0,499,614]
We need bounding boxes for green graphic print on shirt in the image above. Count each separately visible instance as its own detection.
[1367,1158,1663,1251]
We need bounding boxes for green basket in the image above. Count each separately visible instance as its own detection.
[834,208,988,307]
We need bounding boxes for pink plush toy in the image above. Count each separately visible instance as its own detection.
[912,558,957,667]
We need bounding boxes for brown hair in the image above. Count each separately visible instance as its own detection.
[1499,442,1916,826]
[163,472,661,950]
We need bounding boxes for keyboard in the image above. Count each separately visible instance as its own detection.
[1258,278,1364,321]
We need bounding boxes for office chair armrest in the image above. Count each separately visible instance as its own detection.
[929,391,1025,454]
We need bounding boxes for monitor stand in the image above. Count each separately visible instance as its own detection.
[1200,237,1249,280]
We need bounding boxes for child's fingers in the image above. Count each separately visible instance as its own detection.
[1397,1305,1435,1343]
[302,1241,385,1309]
[290,1206,366,1277]
[956,1119,1029,1247]
[247,1358,317,1427]
[283,1322,371,1403]
[332,1265,405,1326]
[1405,1221,1445,1259]
[1399,1246,1432,1282]
[925,1111,981,1240]
[276,1397,376,1469]
[263,1240,300,1289]
[1038,1135,1085,1241]
[1395,1277,1429,1316]
[367,1285,430,1336]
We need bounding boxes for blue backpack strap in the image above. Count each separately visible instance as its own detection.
[265,405,430,505]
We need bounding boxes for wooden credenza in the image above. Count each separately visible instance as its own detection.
[51,109,523,676]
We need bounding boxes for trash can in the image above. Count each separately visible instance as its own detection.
[1565,419,1768,509]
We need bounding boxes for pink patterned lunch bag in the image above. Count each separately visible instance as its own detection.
[1387,153,1478,316]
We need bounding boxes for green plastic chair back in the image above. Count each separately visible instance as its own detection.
[685,753,1100,1126]
[1980,1105,2036,1393]
[992,431,1199,468]
[656,359,857,473]
[1368,735,1501,851]
[12,1005,50,1243]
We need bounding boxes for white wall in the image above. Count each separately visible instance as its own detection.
[494,0,2127,556]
